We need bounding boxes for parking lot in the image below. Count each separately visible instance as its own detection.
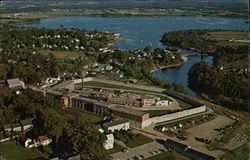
[111,141,168,160]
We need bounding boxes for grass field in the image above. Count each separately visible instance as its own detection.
[145,151,191,160]
[63,107,103,123]
[125,134,154,148]
[82,81,160,93]
[176,99,193,109]
[0,141,49,160]
[68,107,103,121]
[223,56,248,69]
[37,49,83,59]
[222,143,249,160]
[209,31,248,42]
[106,143,124,154]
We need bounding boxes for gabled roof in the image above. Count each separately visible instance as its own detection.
[20,135,29,143]
[38,135,49,142]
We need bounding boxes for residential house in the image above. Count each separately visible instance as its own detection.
[12,123,22,132]
[21,136,34,148]
[21,135,52,148]
[38,135,52,146]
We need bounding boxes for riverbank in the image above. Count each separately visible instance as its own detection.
[150,62,184,73]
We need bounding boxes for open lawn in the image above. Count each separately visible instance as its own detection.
[222,143,249,160]
[106,143,124,154]
[125,134,154,148]
[59,107,103,123]
[223,56,248,69]
[209,31,248,42]
[82,81,160,93]
[0,141,49,160]
[145,151,191,160]
[176,99,193,109]
[37,49,83,59]
[66,107,103,122]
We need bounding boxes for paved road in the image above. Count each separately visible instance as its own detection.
[111,141,167,160]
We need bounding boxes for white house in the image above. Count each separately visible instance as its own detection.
[103,134,114,150]
[103,119,130,133]
[12,123,22,132]
[38,135,52,146]
[21,136,34,148]
[21,135,52,148]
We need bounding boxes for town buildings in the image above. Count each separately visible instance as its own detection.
[21,135,52,148]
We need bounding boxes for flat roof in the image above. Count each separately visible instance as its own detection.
[103,119,129,128]
[45,89,63,96]
[52,80,74,90]
[7,78,22,86]
[110,105,148,117]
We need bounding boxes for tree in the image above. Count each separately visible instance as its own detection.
[143,45,152,53]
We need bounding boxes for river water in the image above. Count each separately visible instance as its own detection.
[19,16,248,96]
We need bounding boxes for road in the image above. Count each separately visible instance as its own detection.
[111,141,167,160]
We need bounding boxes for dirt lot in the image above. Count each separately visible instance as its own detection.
[184,114,235,157]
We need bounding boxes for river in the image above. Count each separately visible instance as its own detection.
[19,16,248,96]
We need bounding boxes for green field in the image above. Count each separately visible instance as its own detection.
[209,31,248,41]
[0,141,49,160]
[66,107,103,123]
[125,134,154,148]
[176,99,193,109]
[145,151,191,160]
[223,56,248,69]
[37,49,83,59]
[82,81,160,93]
[222,143,249,160]
[106,143,124,154]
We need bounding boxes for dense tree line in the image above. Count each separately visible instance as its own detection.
[188,62,249,111]
[161,29,248,67]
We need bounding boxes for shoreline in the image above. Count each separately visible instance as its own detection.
[0,10,248,25]
[150,62,184,73]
